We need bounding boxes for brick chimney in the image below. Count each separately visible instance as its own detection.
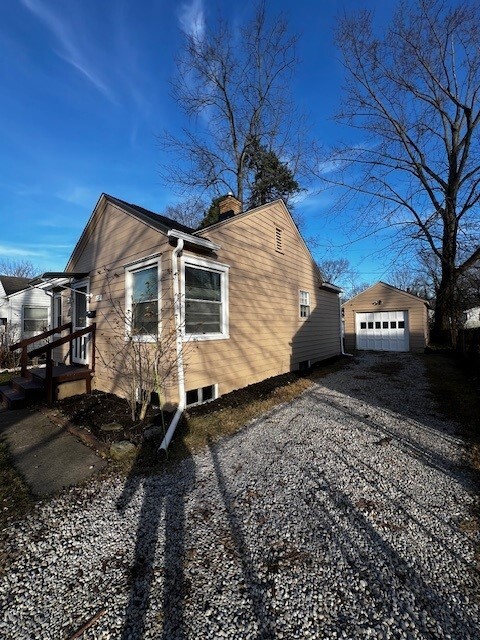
[218,193,242,220]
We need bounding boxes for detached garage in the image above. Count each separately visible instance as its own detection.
[342,282,429,353]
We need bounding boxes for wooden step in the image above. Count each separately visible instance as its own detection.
[11,377,44,399]
[0,385,26,409]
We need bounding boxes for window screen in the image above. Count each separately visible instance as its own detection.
[185,266,222,334]
[131,266,158,336]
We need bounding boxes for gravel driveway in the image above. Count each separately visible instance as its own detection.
[1,353,478,639]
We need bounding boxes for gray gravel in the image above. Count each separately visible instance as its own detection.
[1,352,478,639]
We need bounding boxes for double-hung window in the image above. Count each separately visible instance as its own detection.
[182,257,229,340]
[125,258,160,340]
[23,306,49,333]
[299,290,310,318]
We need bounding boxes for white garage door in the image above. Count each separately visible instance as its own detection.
[355,311,409,352]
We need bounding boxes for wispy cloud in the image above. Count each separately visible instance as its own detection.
[20,0,115,101]
[56,185,97,207]
[179,0,205,40]
[0,244,43,257]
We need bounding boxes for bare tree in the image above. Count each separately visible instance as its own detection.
[163,198,206,230]
[0,259,40,278]
[161,2,307,206]
[330,0,480,343]
[97,269,185,424]
[317,257,371,301]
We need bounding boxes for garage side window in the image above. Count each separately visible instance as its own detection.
[23,307,48,333]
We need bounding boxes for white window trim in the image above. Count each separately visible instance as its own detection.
[125,257,161,342]
[180,255,229,342]
[299,289,310,319]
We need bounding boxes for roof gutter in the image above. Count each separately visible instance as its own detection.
[159,238,185,452]
[168,229,220,251]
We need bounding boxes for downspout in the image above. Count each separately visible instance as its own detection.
[159,238,185,452]
[338,293,352,356]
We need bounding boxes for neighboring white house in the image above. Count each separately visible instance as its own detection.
[0,275,51,343]
[463,306,480,329]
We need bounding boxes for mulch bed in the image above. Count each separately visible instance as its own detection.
[57,369,307,444]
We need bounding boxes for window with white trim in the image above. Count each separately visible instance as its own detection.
[125,259,160,340]
[182,256,229,340]
[299,290,310,318]
[23,306,49,333]
[186,384,217,407]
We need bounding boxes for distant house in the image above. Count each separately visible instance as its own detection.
[25,193,343,408]
[463,306,480,329]
[342,281,429,353]
[0,275,51,343]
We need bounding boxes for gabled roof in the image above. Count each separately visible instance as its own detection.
[0,275,31,295]
[105,195,195,235]
[66,193,198,271]
[343,281,429,306]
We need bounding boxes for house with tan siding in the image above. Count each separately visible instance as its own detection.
[342,282,429,353]
[6,194,342,417]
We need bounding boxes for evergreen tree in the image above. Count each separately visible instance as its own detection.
[247,139,301,209]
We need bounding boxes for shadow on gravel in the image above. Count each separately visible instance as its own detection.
[117,437,195,639]
[208,437,276,639]
[315,353,477,491]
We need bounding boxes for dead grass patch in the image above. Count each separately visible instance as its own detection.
[0,442,33,531]
[0,442,35,573]
[423,352,480,566]
[0,371,12,385]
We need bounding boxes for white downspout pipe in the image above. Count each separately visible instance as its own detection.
[160,238,185,451]
[338,293,352,356]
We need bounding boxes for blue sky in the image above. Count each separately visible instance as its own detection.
[0,0,398,284]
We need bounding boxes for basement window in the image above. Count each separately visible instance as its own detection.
[298,360,311,372]
[185,384,217,407]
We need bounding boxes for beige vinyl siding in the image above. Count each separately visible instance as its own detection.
[181,201,341,401]
[343,282,429,353]
[58,197,341,407]
[54,200,174,395]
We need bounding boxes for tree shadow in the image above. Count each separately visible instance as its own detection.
[116,434,195,639]
[207,436,276,639]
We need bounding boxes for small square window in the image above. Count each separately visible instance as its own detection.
[360,322,367,329]
[383,321,388,329]
[398,321,405,329]
[391,321,397,329]
[202,385,214,402]
[300,290,310,318]
[298,360,311,372]
[368,322,374,329]
[375,322,381,329]
[186,389,199,406]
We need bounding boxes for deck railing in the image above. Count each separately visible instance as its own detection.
[10,323,96,404]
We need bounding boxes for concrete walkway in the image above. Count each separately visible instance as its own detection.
[0,407,107,496]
